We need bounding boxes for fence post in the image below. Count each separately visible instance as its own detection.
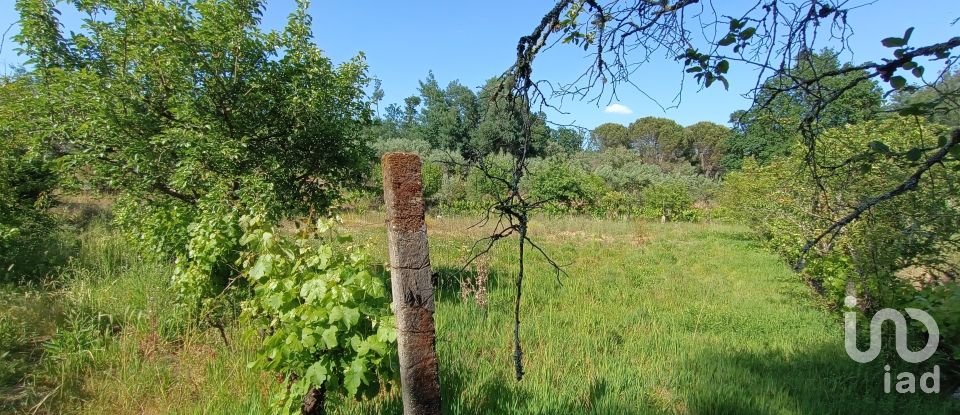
[382,152,442,415]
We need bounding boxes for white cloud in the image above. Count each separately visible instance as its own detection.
[603,103,633,115]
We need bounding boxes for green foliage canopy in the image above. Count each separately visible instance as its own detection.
[0,73,58,278]
[723,49,883,169]
[15,0,373,260]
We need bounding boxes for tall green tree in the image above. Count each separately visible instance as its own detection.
[547,127,585,155]
[415,72,480,151]
[627,116,686,164]
[724,49,883,169]
[591,122,630,150]
[16,1,402,410]
[15,0,373,292]
[469,76,550,159]
[0,72,57,279]
[684,121,730,178]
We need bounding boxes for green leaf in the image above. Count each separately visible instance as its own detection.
[906,148,923,162]
[328,306,344,324]
[912,66,925,78]
[890,76,907,90]
[305,361,328,385]
[321,326,338,348]
[718,34,736,46]
[300,279,327,303]
[342,307,360,329]
[903,27,914,43]
[716,60,730,74]
[301,327,316,348]
[881,37,906,48]
[869,141,890,154]
[264,293,284,310]
[249,255,272,280]
[344,357,368,396]
[365,335,387,355]
[739,27,756,40]
[351,335,370,356]
[686,66,703,73]
[377,320,397,343]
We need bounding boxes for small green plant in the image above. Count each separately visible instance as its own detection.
[41,309,107,403]
[240,215,397,414]
[0,313,29,386]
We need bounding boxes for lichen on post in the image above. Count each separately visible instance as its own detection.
[381,152,442,415]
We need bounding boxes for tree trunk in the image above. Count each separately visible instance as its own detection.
[301,385,326,415]
[381,152,442,415]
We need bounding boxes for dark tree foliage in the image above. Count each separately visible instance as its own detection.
[627,116,686,163]
[0,73,58,279]
[590,122,630,150]
[724,49,883,169]
[893,69,960,128]
[14,0,373,231]
[366,73,575,160]
[684,121,731,178]
[415,72,481,151]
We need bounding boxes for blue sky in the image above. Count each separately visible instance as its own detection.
[1,1,958,129]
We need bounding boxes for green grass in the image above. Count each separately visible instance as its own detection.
[1,212,957,414]
[335,213,957,414]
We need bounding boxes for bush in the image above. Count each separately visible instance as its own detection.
[641,181,695,222]
[721,117,960,379]
[527,156,607,214]
[240,216,396,413]
[346,146,720,221]
[913,283,960,380]
[593,191,641,218]
[369,138,433,157]
[0,76,58,281]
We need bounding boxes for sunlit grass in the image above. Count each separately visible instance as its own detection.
[2,213,956,414]
[338,212,956,414]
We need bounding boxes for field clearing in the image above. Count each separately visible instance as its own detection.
[2,212,955,414]
[335,213,954,414]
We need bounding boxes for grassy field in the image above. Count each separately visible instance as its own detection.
[1,211,957,414]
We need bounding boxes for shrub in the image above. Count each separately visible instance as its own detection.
[463,153,515,209]
[641,181,694,222]
[593,191,641,218]
[527,156,606,214]
[241,216,397,413]
[721,117,960,379]
[0,76,58,281]
[369,138,434,157]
